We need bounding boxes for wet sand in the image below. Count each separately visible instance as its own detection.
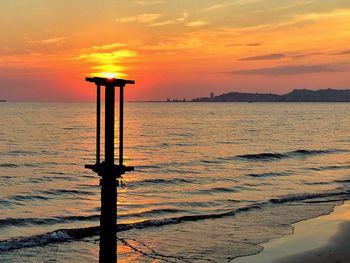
[233,201,350,263]
[274,221,350,263]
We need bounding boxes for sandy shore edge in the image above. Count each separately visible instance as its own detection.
[232,201,350,263]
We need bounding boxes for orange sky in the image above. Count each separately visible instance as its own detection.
[1,0,350,101]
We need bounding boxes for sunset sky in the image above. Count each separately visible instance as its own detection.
[1,0,350,101]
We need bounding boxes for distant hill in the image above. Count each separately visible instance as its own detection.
[192,89,350,102]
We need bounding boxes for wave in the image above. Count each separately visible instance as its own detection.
[0,225,101,252]
[0,199,19,208]
[1,150,36,156]
[119,208,186,218]
[0,190,350,252]
[269,191,350,203]
[39,189,95,196]
[198,187,241,194]
[234,149,342,162]
[5,189,96,204]
[334,179,350,183]
[118,190,350,232]
[131,178,196,186]
[246,171,292,178]
[1,189,349,252]
[236,153,285,161]
[0,214,99,228]
[122,149,345,176]
[307,164,350,171]
[8,194,50,202]
[0,163,18,168]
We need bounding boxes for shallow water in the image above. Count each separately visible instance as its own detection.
[1,102,350,262]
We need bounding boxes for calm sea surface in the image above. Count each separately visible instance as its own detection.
[1,102,350,262]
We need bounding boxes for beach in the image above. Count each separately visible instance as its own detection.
[233,201,350,263]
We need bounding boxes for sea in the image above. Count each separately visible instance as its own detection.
[0,102,350,262]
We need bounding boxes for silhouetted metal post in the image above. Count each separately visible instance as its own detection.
[96,84,101,164]
[85,77,135,263]
[119,85,124,166]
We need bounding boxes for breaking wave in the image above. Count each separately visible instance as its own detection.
[1,189,349,252]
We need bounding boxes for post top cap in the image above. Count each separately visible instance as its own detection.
[86,77,135,87]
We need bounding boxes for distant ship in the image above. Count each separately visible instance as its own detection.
[0,99,7,102]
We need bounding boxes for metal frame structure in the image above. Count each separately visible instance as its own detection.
[85,77,135,263]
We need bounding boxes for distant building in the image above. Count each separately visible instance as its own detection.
[210,92,214,99]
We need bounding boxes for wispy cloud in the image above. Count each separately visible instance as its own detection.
[141,37,205,51]
[246,43,262,46]
[204,0,262,11]
[92,43,126,51]
[151,20,173,26]
[239,53,286,61]
[186,21,208,27]
[115,13,162,24]
[292,52,323,58]
[41,37,65,44]
[29,37,65,45]
[293,9,350,22]
[223,65,340,75]
[204,4,225,11]
[333,49,350,55]
[177,12,189,22]
[150,12,189,26]
[75,50,137,63]
[225,43,262,47]
[133,0,163,5]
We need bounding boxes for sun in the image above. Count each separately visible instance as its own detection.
[88,64,128,79]
[100,72,119,79]
[89,72,128,79]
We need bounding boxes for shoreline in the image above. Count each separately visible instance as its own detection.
[232,200,350,263]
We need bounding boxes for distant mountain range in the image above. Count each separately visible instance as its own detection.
[192,89,350,102]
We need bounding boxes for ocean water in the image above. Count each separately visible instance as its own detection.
[1,102,350,262]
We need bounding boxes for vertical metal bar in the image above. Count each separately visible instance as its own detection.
[99,84,116,263]
[96,84,100,165]
[105,85,115,165]
[119,85,124,166]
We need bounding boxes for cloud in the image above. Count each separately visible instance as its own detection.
[29,37,65,45]
[92,43,126,51]
[177,12,189,22]
[133,0,163,5]
[204,4,225,11]
[140,37,205,51]
[334,49,350,55]
[223,65,340,75]
[151,20,173,26]
[292,52,323,58]
[115,13,162,24]
[239,53,286,61]
[145,11,189,26]
[41,37,65,44]
[225,43,262,47]
[150,12,189,26]
[294,9,350,22]
[246,43,262,46]
[76,50,137,63]
[116,12,189,27]
[204,0,262,11]
[186,21,208,27]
